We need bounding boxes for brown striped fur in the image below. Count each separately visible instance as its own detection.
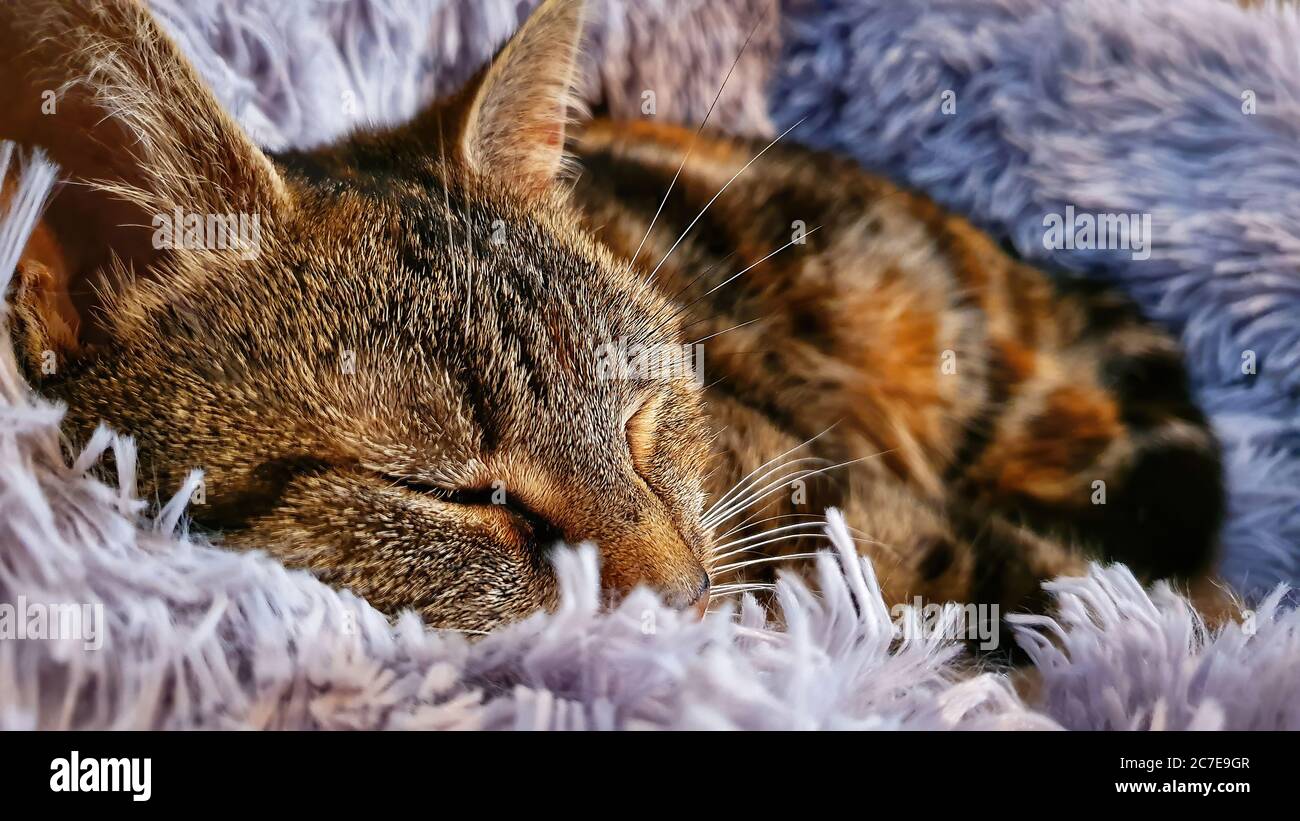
[3,0,1224,636]
[569,119,1223,613]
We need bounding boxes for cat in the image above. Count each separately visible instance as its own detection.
[1,0,1222,635]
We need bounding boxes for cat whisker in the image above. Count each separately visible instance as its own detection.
[710,535,825,567]
[702,456,839,527]
[463,176,475,335]
[716,512,829,541]
[689,315,765,346]
[707,426,837,509]
[708,520,828,556]
[706,454,830,517]
[669,225,819,335]
[650,223,822,362]
[719,511,884,547]
[629,19,763,271]
[642,116,807,288]
[712,531,874,565]
[702,464,823,529]
[703,428,837,520]
[698,226,822,302]
[709,582,776,597]
[703,451,894,529]
[710,551,822,575]
[436,110,456,293]
[645,251,738,334]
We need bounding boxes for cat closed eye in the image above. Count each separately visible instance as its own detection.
[381,474,496,506]
[382,474,564,545]
[624,393,662,467]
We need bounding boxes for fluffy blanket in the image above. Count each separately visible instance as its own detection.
[1,0,1297,730]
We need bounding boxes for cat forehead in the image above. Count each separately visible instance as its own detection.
[177,157,666,417]
[272,177,657,345]
[280,164,586,276]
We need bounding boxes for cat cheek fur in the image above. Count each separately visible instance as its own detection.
[224,474,561,631]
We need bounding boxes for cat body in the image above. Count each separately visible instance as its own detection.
[568,120,1223,609]
[1,0,1222,634]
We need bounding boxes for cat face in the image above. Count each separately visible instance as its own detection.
[2,0,714,630]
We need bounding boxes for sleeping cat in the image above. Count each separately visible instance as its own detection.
[1,0,1222,633]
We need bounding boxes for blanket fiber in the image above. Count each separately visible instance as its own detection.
[1,0,1298,730]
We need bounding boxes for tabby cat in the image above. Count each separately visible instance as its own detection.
[1,0,1222,634]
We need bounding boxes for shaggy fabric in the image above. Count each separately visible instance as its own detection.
[2,0,1299,730]
[773,0,1300,599]
[146,0,780,153]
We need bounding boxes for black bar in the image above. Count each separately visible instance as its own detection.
[3,731,1285,807]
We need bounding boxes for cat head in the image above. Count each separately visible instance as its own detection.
[1,0,714,630]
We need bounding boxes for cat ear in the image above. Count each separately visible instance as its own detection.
[450,0,587,194]
[0,1,286,367]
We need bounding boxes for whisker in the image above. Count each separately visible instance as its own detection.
[642,116,807,287]
[709,583,776,596]
[710,552,821,575]
[704,451,894,529]
[650,226,823,347]
[646,251,737,332]
[711,532,847,564]
[717,512,828,541]
[464,182,475,334]
[709,520,828,556]
[702,466,820,530]
[704,425,837,517]
[436,110,456,293]
[703,476,817,530]
[700,227,822,302]
[689,315,765,346]
[647,223,811,337]
[703,459,830,527]
[629,19,764,270]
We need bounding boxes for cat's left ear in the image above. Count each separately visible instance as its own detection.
[0,0,288,368]
[445,0,587,195]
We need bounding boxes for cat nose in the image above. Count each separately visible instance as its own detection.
[596,540,710,619]
[559,496,710,619]
[662,568,711,620]
[690,590,710,619]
